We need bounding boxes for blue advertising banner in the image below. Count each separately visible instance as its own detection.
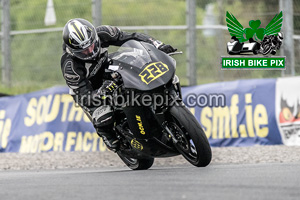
[0,78,285,153]
[0,86,107,153]
[182,78,283,147]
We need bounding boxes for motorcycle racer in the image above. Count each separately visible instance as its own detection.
[60,18,176,151]
[258,32,284,55]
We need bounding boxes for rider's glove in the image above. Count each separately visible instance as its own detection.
[98,80,118,98]
[158,44,177,54]
[153,40,177,54]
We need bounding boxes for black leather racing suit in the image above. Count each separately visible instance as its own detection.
[60,25,162,142]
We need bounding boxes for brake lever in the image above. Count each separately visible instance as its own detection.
[168,51,183,56]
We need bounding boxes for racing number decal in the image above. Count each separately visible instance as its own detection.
[139,61,169,84]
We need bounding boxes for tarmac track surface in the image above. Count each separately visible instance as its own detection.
[0,163,299,200]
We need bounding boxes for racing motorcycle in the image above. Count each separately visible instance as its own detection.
[106,40,212,170]
[258,33,283,55]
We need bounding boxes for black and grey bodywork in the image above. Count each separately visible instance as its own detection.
[106,41,211,170]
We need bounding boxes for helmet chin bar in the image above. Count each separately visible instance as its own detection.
[66,39,100,60]
[73,49,99,61]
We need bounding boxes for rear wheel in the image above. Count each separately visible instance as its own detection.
[117,152,154,170]
[168,105,212,167]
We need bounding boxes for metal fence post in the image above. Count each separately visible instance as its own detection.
[1,0,11,86]
[280,0,295,76]
[217,0,224,82]
[92,0,102,27]
[186,0,197,86]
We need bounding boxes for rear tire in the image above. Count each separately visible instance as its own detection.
[117,152,154,170]
[169,105,212,167]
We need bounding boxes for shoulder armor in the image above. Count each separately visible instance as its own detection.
[96,25,120,42]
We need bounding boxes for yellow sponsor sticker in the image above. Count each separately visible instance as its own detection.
[131,139,143,151]
[139,61,169,84]
[136,115,146,135]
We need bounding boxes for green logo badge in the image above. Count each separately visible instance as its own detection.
[222,11,285,70]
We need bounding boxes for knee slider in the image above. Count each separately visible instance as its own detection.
[92,105,114,128]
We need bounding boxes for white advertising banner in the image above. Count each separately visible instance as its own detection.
[276,77,300,145]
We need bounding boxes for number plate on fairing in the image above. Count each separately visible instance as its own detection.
[139,61,169,85]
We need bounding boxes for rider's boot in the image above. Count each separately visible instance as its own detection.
[96,128,119,151]
[271,50,276,55]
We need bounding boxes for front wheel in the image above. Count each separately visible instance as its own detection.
[168,105,212,167]
[117,152,154,170]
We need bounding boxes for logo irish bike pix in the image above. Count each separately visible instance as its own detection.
[221,11,285,70]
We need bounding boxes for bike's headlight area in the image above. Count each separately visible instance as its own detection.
[172,75,180,84]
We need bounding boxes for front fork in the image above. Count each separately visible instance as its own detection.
[159,75,184,145]
[162,121,178,144]
[172,75,182,99]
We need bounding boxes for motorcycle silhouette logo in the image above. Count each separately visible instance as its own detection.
[226,11,284,55]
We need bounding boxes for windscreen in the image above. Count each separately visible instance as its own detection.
[109,40,152,68]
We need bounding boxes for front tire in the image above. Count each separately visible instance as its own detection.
[169,105,212,167]
[117,152,154,170]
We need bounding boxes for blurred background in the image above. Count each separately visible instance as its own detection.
[0,0,299,94]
